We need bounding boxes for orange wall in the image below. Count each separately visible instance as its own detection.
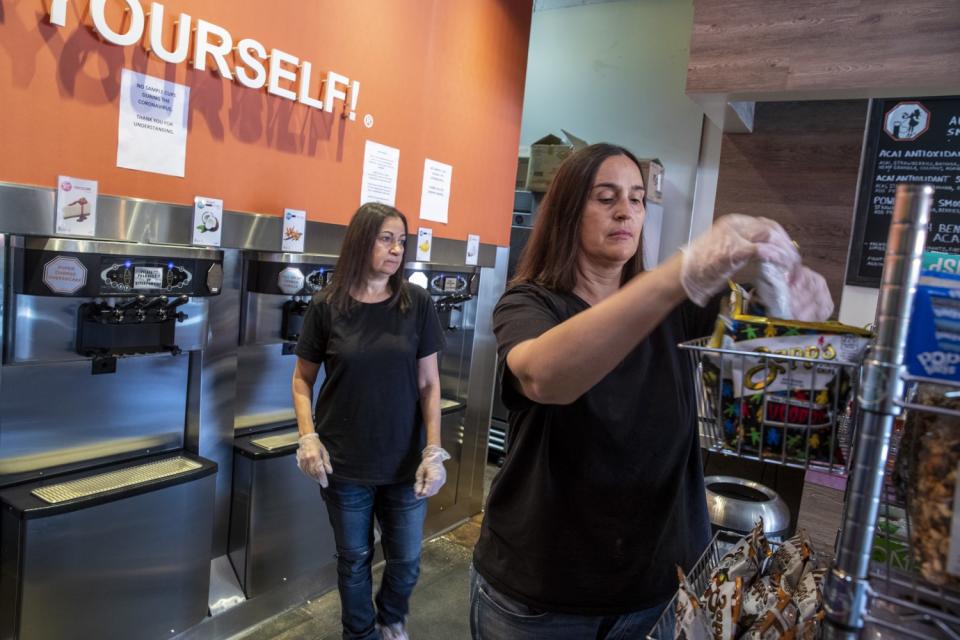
[0,0,532,246]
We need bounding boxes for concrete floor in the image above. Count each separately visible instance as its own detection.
[231,465,493,640]
[231,464,844,640]
[232,516,482,640]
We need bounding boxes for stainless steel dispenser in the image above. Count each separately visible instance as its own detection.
[405,262,480,515]
[0,237,222,640]
[229,252,339,599]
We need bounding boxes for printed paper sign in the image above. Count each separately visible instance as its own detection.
[416,227,433,262]
[360,140,400,206]
[419,158,453,224]
[55,175,98,237]
[466,234,480,266]
[192,196,223,247]
[282,209,307,253]
[42,256,88,294]
[117,69,190,177]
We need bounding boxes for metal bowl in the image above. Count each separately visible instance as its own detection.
[704,475,791,540]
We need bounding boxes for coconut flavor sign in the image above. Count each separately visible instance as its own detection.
[193,196,223,247]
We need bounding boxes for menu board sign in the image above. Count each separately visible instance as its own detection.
[846,96,960,287]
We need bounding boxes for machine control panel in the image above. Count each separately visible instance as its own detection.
[245,258,336,297]
[408,269,477,297]
[18,247,223,298]
[430,274,470,295]
[305,269,335,293]
[100,259,194,294]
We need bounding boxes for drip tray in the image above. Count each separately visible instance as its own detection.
[251,429,300,452]
[31,456,202,504]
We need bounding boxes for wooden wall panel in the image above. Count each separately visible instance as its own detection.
[689,0,960,97]
[713,101,869,309]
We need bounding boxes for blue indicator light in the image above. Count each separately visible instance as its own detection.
[168,262,175,269]
[124,260,132,268]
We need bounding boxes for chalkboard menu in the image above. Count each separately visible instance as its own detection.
[846,96,960,287]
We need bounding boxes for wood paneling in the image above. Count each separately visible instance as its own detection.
[689,0,960,97]
[713,101,869,310]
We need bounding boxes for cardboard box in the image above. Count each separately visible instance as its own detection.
[525,130,588,192]
[638,158,664,204]
[515,156,529,190]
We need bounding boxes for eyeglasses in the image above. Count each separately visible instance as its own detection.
[377,234,406,248]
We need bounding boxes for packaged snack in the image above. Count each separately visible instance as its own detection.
[905,269,960,382]
[754,263,792,320]
[791,567,825,624]
[768,530,816,592]
[675,567,713,640]
[709,519,771,586]
[787,611,825,640]
[740,589,799,640]
[702,576,744,640]
[741,574,786,627]
[704,285,870,464]
[901,383,960,587]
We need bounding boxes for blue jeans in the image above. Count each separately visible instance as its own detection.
[469,565,667,639]
[321,479,428,640]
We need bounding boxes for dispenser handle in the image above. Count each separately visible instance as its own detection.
[116,295,146,311]
[166,295,189,310]
[141,296,168,311]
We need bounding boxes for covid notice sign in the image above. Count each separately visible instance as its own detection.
[847,96,960,287]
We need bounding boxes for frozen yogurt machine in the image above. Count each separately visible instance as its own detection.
[0,183,506,639]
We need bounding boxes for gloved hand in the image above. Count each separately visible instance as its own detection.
[784,265,834,322]
[414,444,451,498]
[680,214,801,306]
[296,433,333,487]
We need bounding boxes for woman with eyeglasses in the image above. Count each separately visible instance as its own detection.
[292,202,448,640]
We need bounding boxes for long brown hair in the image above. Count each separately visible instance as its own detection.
[325,202,412,313]
[512,143,645,291]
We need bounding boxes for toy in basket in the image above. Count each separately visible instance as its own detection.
[702,285,870,465]
[668,521,825,640]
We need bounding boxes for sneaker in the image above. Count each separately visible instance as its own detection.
[377,622,409,640]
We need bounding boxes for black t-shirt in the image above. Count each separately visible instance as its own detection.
[295,284,444,484]
[473,283,718,615]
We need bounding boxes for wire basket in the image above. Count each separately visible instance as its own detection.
[861,374,960,638]
[646,530,782,640]
[679,337,861,477]
[646,530,742,640]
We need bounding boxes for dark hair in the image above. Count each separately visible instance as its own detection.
[325,202,411,313]
[512,143,645,291]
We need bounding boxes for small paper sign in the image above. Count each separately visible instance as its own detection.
[192,196,223,247]
[416,227,433,262]
[419,158,452,224]
[282,208,306,252]
[360,140,400,206]
[55,175,98,237]
[117,69,190,177]
[466,234,480,266]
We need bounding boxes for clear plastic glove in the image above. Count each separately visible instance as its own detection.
[296,433,333,487]
[414,444,451,498]
[680,214,802,306]
[754,263,835,322]
[784,265,834,322]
